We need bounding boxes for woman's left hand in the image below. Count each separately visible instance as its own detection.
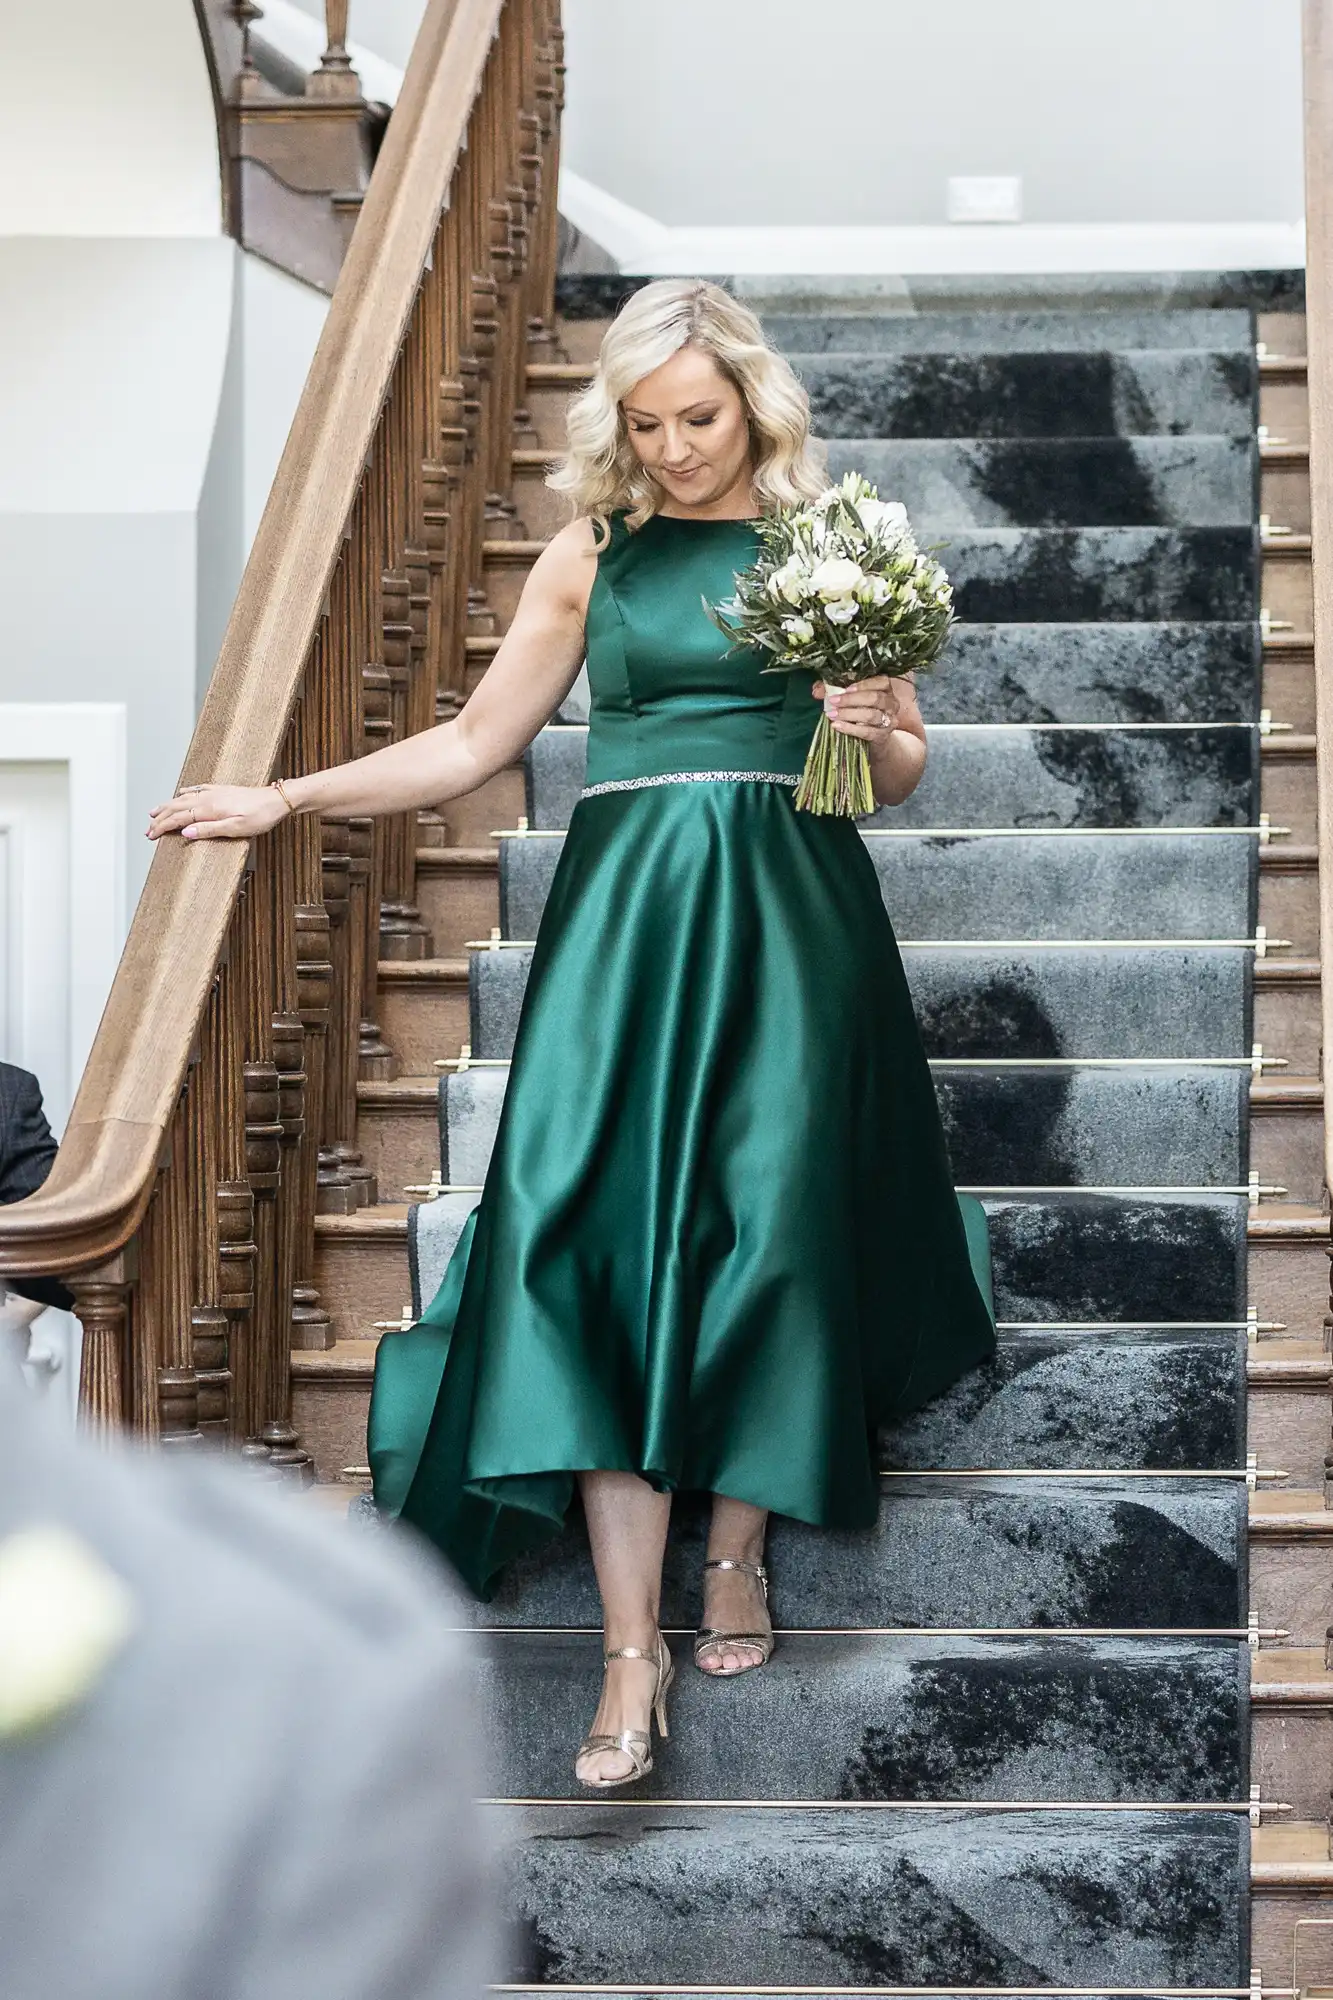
[812,673,903,740]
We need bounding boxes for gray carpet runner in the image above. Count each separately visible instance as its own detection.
[398,288,1276,1988]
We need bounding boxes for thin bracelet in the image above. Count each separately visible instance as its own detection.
[270,777,297,818]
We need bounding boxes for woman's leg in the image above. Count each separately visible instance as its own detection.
[698,1494,772,1675]
[575,1469,673,1783]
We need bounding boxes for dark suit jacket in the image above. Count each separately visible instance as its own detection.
[0,1064,75,1311]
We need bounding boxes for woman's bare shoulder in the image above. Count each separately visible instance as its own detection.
[527,515,602,614]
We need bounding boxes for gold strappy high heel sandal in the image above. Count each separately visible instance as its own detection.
[574,1632,674,1790]
[694,1557,774,1675]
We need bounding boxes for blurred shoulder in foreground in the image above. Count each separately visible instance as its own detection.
[0,1355,492,2000]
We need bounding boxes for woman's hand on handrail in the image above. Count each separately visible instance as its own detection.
[148,784,293,842]
[147,520,598,845]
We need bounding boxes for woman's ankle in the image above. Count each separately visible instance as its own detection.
[602,1617,661,1656]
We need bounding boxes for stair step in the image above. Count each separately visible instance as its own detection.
[435,1059,1257,1192]
[472,941,1258,1063]
[486,526,1257,624]
[757,308,1255,354]
[474,936,1256,1064]
[819,436,1253,526]
[499,829,1260,945]
[495,1802,1247,1987]
[478,1631,1244,1803]
[476,620,1268,723]
[525,723,1262,835]
[794,353,1252,442]
[473,1477,1243,1632]
[294,1322,1257,1485]
[404,1190,1251,1330]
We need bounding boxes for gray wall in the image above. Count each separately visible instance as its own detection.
[561,0,1303,228]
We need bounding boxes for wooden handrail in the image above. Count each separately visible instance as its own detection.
[0,0,564,1456]
[1304,1,1333,1239]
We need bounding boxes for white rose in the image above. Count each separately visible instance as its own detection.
[782,615,815,645]
[825,597,860,625]
[765,561,809,606]
[0,1527,136,1739]
[809,557,865,600]
[861,498,910,536]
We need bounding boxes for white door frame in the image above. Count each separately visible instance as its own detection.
[0,703,126,1127]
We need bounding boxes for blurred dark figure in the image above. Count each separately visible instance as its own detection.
[0,1352,493,2000]
[0,1063,74,1312]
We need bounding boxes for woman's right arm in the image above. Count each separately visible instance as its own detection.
[147,520,598,843]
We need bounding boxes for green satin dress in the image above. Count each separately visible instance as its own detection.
[368,511,997,1598]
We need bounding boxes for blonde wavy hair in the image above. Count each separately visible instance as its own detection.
[547,279,827,534]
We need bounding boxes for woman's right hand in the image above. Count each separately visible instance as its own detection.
[146,783,292,843]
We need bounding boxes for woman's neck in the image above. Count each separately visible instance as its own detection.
[656,473,759,522]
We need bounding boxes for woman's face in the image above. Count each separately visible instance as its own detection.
[621,343,754,513]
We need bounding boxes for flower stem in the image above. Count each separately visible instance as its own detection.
[794,717,876,816]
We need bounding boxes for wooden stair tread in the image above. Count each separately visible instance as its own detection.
[1249,1203,1329,1240]
[1249,1489,1333,1534]
[1251,1074,1323,1108]
[526,361,594,386]
[1255,956,1320,984]
[357,1077,440,1108]
[318,1200,1324,1244]
[1248,1338,1332,1385]
[1252,1818,1333,1881]
[292,1338,379,1380]
[483,538,547,563]
[1252,1647,1333,1703]
[376,956,469,984]
[315,1204,409,1239]
[414,845,499,868]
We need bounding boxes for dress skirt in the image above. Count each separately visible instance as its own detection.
[368,777,997,1599]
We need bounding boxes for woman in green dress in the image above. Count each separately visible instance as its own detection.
[148,279,996,1791]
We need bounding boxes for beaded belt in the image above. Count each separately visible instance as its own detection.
[579,769,801,799]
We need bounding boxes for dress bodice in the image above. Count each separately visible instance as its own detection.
[582,511,821,788]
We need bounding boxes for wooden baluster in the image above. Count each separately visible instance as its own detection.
[515,0,549,411]
[154,1094,203,1447]
[240,851,284,1445]
[189,973,231,1442]
[459,138,498,635]
[73,1261,133,1439]
[527,0,565,361]
[272,787,328,1360]
[307,0,361,98]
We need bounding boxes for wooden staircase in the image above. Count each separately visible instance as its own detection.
[8,0,1333,1985]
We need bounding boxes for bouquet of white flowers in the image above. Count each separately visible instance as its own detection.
[708,472,955,815]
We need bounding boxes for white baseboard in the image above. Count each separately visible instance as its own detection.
[557,172,1305,277]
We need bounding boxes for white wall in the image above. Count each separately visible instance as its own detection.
[241,254,331,544]
[0,238,237,910]
[2,0,222,236]
[561,0,1304,233]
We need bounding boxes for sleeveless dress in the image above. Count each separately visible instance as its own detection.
[367,511,997,1598]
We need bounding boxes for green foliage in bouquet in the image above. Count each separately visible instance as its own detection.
[707,472,955,815]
